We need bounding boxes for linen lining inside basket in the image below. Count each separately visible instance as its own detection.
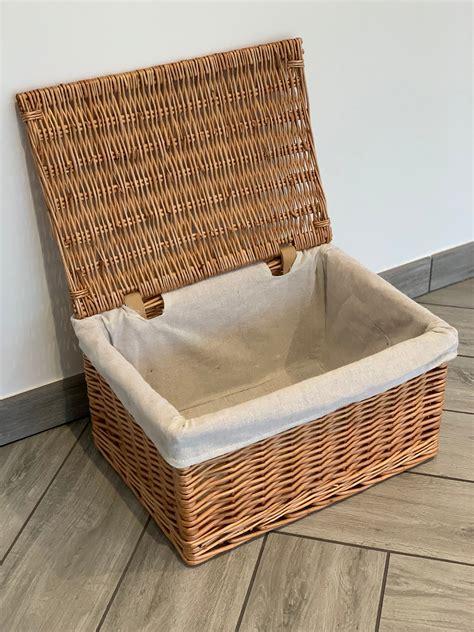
[73,245,457,468]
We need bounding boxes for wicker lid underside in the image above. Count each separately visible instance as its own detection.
[17,38,331,318]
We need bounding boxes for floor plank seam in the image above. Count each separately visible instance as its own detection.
[0,421,89,565]
[234,533,268,632]
[428,256,434,292]
[374,552,390,632]
[443,408,473,415]
[1,416,91,449]
[410,471,474,484]
[418,302,474,310]
[95,515,151,632]
[277,531,474,568]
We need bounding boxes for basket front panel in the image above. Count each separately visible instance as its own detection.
[84,359,447,565]
[17,38,330,317]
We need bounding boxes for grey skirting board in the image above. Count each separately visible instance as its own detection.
[380,241,473,298]
[1,240,472,446]
[1,374,89,446]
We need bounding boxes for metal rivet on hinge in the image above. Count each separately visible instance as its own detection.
[124,291,146,318]
[280,243,297,275]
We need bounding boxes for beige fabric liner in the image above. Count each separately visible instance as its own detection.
[72,245,457,468]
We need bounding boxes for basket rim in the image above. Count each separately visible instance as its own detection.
[16,37,303,101]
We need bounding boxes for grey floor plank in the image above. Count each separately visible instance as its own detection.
[414,411,473,481]
[239,533,386,632]
[418,278,474,309]
[1,278,472,630]
[419,304,473,357]
[445,356,473,413]
[0,427,148,632]
[0,418,87,560]
[280,473,474,564]
[379,555,474,631]
[101,521,262,632]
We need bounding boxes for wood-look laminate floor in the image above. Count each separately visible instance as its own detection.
[1,279,473,631]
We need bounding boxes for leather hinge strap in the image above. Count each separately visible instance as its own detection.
[124,246,296,317]
[124,291,146,318]
[280,243,297,275]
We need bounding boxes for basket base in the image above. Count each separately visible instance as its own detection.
[85,360,447,565]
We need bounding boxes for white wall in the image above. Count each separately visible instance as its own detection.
[1,1,472,397]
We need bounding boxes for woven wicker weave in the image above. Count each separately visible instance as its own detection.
[17,38,330,319]
[86,359,446,564]
[18,38,448,565]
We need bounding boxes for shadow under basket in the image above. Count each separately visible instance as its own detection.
[85,359,447,565]
[17,38,455,565]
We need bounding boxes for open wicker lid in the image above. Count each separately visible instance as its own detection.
[17,38,331,318]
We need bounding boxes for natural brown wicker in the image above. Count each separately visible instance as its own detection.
[86,359,446,564]
[18,38,448,565]
[17,38,330,319]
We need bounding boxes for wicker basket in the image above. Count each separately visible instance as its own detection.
[18,38,451,564]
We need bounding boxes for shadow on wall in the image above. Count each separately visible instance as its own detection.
[16,110,83,379]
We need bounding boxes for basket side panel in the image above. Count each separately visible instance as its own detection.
[85,360,446,565]
[84,360,185,551]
